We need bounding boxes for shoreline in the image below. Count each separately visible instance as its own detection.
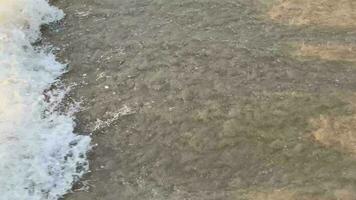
[0,0,91,199]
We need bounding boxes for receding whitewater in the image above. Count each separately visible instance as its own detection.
[0,0,91,199]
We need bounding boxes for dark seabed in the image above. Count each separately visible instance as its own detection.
[46,0,356,199]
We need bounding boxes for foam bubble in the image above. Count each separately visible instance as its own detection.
[0,0,91,199]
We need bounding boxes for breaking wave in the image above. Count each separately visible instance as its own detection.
[0,0,91,199]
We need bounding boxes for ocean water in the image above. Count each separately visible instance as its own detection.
[0,0,91,199]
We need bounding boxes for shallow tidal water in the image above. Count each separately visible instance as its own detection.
[46,0,356,199]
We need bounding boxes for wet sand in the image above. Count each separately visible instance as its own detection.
[46,0,356,199]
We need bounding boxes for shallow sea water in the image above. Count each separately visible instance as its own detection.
[44,0,356,199]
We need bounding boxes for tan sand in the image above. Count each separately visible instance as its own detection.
[268,0,356,28]
[245,188,356,200]
[292,43,356,62]
[310,94,356,155]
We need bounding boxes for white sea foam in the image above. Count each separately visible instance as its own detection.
[0,0,91,199]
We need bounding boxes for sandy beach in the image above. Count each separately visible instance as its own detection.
[45,0,356,199]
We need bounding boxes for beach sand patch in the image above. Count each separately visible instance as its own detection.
[245,188,356,200]
[267,0,356,28]
[311,115,356,155]
[292,43,356,62]
[310,94,356,155]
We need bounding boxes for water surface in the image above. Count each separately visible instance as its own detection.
[47,0,356,199]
